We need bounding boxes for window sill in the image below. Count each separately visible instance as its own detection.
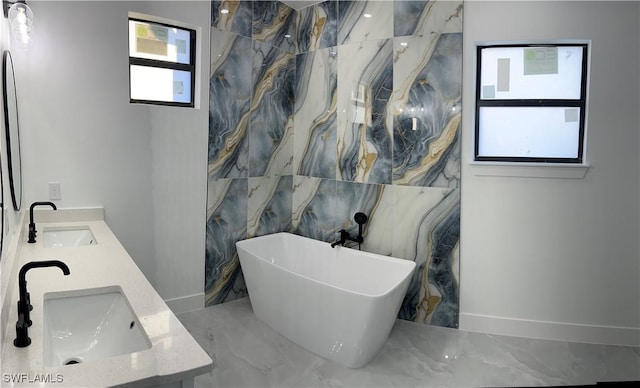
[469,161,590,179]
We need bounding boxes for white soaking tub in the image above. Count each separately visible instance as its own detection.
[236,232,415,368]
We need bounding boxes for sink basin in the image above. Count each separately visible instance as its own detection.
[43,287,151,366]
[43,226,97,247]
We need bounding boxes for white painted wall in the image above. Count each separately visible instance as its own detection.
[15,1,157,283]
[13,0,209,311]
[144,1,209,311]
[461,1,640,346]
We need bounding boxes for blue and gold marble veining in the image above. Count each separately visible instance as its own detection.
[292,176,337,242]
[248,175,293,237]
[296,0,337,53]
[252,0,296,53]
[209,31,252,179]
[294,47,337,179]
[337,0,393,45]
[398,188,460,327]
[394,0,463,37]
[337,39,393,184]
[249,40,295,177]
[205,178,248,306]
[392,33,462,188]
[212,0,253,37]
[427,198,460,327]
[393,0,428,37]
[334,180,384,243]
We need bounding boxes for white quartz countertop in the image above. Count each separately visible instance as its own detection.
[1,210,212,387]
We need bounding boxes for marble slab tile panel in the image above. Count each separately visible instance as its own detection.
[209,30,252,179]
[337,38,393,184]
[334,180,387,252]
[337,0,393,45]
[296,0,337,53]
[394,0,463,38]
[205,177,248,306]
[249,40,295,177]
[292,176,337,242]
[358,187,394,257]
[252,0,297,53]
[247,175,293,237]
[391,186,460,328]
[422,190,460,328]
[391,33,462,188]
[211,0,252,38]
[294,47,337,179]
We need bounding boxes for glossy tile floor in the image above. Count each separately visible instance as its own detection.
[177,298,640,387]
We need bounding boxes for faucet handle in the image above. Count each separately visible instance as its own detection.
[26,292,33,311]
[14,314,31,347]
[16,299,33,326]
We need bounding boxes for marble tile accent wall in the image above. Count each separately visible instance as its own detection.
[206,0,463,328]
[206,0,295,305]
[296,0,337,53]
[294,47,337,179]
[338,0,393,45]
[336,38,393,184]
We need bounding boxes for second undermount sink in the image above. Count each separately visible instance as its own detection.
[42,226,97,247]
[43,287,151,367]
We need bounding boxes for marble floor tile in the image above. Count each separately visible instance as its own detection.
[177,298,640,387]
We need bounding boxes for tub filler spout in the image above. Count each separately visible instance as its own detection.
[331,212,368,250]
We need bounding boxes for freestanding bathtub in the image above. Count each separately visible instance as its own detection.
[236,232,416,368]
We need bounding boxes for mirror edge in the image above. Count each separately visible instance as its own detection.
[2,50,22,212]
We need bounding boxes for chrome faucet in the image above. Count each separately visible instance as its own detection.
[330,212,368,250]
[28,201,57,243]
[14,260,70,347]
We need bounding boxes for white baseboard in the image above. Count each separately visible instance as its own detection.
[164,293,205,315]
[459,313,640,347]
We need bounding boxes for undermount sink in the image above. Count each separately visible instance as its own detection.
[43,287,151,367]
[42,226,97,247]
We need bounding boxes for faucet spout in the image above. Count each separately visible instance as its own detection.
[331,229,349,248]
[28,201,57,243]
[330,212,368,250]
[14,260,70,347]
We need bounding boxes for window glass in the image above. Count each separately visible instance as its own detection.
[129,20,191,64]
[475,43,588,163]
[480,46,584,100]
[477,107,581,159]
[128,17,195,107]
[130,65,192,104]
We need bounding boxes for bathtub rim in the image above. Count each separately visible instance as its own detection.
[236,232,416,299]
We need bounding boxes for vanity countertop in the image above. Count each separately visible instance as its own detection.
[1,209,212,387]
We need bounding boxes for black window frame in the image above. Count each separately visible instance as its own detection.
[128,17,197,108]
[475,43,589,164]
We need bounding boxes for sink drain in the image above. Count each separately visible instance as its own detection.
[63,357,82,365]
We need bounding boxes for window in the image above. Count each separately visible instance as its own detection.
[475,43,589,163]
[128,17,196,107]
